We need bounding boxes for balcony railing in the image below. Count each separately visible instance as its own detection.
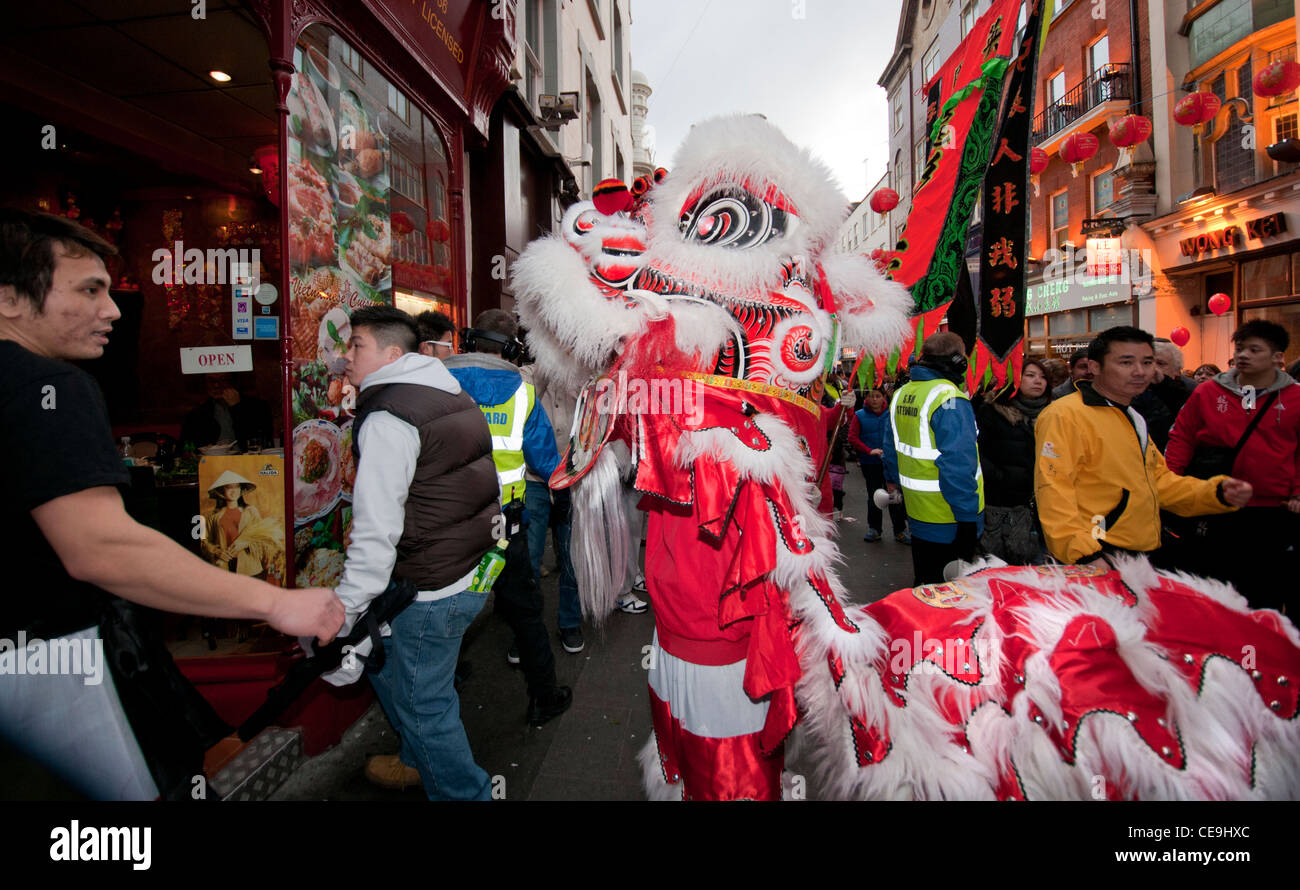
[1032,63,1133,145]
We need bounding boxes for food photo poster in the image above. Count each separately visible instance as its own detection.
[286,31,386,588]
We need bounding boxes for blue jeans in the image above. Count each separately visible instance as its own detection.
[367,588,490,801]
[524,479,581,631]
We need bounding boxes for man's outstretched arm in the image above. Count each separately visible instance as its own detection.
[34,486,344,642]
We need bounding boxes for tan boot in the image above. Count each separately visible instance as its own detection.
[364,754,422,790]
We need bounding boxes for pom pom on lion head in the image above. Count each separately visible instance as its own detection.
[513,113,912,396]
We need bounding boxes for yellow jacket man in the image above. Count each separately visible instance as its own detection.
[1034,326,1252,564]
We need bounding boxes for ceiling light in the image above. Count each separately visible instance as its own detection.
[209,70,232,83]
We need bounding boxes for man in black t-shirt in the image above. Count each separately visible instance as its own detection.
[0,208,345,799]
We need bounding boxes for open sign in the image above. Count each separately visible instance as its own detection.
[180,345,254,374]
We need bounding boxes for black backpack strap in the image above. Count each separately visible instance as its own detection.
[1227,390,1278,469]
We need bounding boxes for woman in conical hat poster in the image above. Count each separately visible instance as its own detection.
[200,470,266,577]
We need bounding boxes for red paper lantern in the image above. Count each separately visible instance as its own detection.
[425,219,451,242]
[1029,146,1048,196]
[1108,114,1152,148]
[1059,132,1099,178]
[1170,326,1190,348]
[390,211,415,235]
[1253,59,1300,98]
[869,187,900,214]
[1208,292,1232,316]
[1174,91,1221,135]
[1029,147,1049,174]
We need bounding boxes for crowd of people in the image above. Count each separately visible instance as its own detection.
[831,322,1298,614]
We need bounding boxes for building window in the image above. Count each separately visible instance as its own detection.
[914,137,927,186]
[340,44,362,77]
[893,149,907,195]
[922,40,941,84]
[1088,34,1109,76]
[390,150,425,205]
[961,0,978,38]
[585,73,603,190]
[612,3,625,85]
[891,91,904,133]
[387,83,409,123]
[524,0,543,110]
[1050,189,1070,249]
[1091,168,1114,214]
[1048,70,1065,105]
[1210,67,1255,194]
[1242,253,1294,303]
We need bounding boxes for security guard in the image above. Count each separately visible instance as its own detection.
[882,332,984,585]
[442,309,573,726]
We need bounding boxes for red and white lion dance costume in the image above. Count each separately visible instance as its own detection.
[513,115,1300,800]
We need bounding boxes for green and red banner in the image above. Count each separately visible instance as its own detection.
[856,0,1025,391]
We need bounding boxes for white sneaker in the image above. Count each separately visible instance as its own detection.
[615,592,649,614]
[632,575,647,595]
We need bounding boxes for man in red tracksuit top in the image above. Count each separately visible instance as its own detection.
[1166,320,1300,611]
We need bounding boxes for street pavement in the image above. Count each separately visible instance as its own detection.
[273,463,915,801]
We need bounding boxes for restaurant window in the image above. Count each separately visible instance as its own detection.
[1242,252,1295,302]
[1050,189,1070,249]
[1088,302,1129,330]
[1091,167,1113,214]
[1028,315,1046,338]
[1051,308,1088,337]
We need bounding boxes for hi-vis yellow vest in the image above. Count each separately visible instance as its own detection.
[481,381,533,504]
[889,377,984,524]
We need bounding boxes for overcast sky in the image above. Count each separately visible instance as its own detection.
[629,0,902,201]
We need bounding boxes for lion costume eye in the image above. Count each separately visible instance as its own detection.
[677,186,794,249]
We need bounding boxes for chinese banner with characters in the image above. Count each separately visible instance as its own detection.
[974,0,1046,391]
[857,0,1021,390]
